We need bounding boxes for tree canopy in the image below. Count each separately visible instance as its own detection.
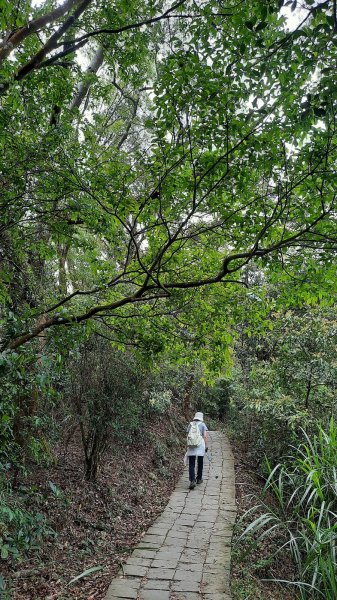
[2,5,337,596]
[1,0,337,358]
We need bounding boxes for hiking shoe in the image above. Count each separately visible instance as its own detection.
[196,478,203,484]
[189,480,196,490]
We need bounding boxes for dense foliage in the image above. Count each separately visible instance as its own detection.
[1,0,337,353]
[1,0,337,596]
[239,420,337,599]
[228,304,337,459]
[2,0,337,463]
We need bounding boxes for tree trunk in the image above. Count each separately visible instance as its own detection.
[57,242,70,295]
[182,375,194,421]
[85,431,100,481]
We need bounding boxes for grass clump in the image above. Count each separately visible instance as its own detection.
[237,419,337,599]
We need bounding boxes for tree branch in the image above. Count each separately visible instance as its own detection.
[0,0,82,66]
[38,39,89,69]
[2,200,333,353]
[69,45,104,111]
[0,0,93,96]
[53,0,190,47]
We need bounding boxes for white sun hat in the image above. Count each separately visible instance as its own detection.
[193,411,204,421]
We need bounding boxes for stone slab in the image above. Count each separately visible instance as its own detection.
[151,559,179,569]
[141,580,170,590]
[105,431,236,600]
[105,583,139,599]
[133,550,157,559]
[174,569,202,582]
[126,557,152,567]
[138,591,170,600]
[169,594,201,600]
[120,565,147,577]
[171,580,200,593]
[146,567,176,580]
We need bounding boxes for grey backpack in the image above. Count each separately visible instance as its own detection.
[187,422,203,447]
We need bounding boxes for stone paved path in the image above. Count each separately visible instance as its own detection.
[105,431,236,600]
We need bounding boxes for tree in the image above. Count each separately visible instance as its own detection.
[67,337,148,480]
[1,0,337,357]
[228,295,337,460]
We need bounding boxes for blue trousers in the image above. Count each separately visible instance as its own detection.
[189,455,203,482]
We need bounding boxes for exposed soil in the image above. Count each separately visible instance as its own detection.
[3,416,186,600]
[230,437,298,600]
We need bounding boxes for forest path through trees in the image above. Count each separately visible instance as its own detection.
[105,431,236,600]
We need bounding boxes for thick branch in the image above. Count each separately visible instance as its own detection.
[0,0,187,95]
[38,39,88,69]
[14,0,92,84]
[54,0,188,46]
[2,206,332,353]
[0,0,81,66]
[69,45,104,110]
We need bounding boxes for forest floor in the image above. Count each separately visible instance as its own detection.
[230,436,298,600]
[3,415,186,600]
[3,421,298,600]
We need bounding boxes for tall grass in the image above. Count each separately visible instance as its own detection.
[238,419,337,599]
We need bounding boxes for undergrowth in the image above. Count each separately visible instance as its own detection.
[237,419,337,599]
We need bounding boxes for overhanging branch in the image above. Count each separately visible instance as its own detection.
[2,206,334,353]
[0,0,82,66]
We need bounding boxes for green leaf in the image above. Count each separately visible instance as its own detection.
[255,22,268,32]
[314,107,326,117]
[68,566,104,585]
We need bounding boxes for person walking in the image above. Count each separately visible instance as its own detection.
[186,411,209,490]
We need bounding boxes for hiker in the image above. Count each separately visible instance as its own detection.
[186,411,209,490]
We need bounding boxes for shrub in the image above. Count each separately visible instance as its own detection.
[0,493,55,561]
[67,337,149,480]
[148,389,172,414]
[238,419,337,599]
